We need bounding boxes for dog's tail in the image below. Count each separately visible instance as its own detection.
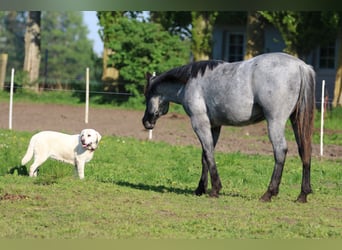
[21,137,36,165]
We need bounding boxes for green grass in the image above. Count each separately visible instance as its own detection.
[0,129,341,239]
[313,108,342,145]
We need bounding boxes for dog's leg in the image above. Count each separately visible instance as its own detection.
[74,165,79,178]
[28,145,49,177]
[29,159,44,177]
[75,160,85,179]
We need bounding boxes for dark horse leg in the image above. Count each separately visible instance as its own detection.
[260,120,288,202]
[290,114,312,203]
[195,126,222,196]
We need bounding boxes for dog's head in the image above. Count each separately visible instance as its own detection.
[80,129,102,151]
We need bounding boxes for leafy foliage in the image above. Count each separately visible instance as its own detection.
[150,11,192,39]
[99,13,190,99]
[259,11,339,57]
[0,11,97,87]
[0,11,26,78]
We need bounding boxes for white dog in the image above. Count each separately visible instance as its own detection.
[21,129,101,179]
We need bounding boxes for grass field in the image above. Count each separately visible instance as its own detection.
[0,129,341,239]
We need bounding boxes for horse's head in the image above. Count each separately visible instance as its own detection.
[142,73,169,130]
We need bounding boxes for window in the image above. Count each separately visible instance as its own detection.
[319,42,335,69]
[223,33,244,62]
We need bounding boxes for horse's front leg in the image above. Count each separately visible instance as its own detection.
[194,151,209,196]
[195,126,222,196]
[204,149,222,198]
[192,117,222,197]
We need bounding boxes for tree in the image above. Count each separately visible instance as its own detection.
[0,12,8,89]
[98,14,190,100]
[191,11,217,61]
[150,11,219,61]
[23,11,41,91]
[97,11,124,82]
[150,12,251,61]
[332,13,342,107]
[150,11,192,39]
[40,11,95,89]
[259,11,338,58]
[0,11,26,79]
[245,11,265,59]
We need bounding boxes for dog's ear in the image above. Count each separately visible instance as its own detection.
[96,132,102,144]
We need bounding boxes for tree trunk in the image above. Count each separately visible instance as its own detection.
[245,11,265,60]
[23,11,41,92]
[0,53,8,90]
[191,12,217,61]
[102,47,119,82]
[98,11,120,83]
[332,26,342,107]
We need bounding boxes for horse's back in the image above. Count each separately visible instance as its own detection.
[193,53,311,126]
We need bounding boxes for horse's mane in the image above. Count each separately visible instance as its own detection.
[150,60,225,90]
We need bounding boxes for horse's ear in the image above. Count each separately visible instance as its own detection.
[145,72,152,80]
[144,73,152,96]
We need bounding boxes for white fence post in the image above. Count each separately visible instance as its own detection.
[148,72,156,140]
[9,68,14,130]
[320,80,325,157]
[85,67,89,124]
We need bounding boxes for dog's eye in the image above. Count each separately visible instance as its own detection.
[87,134,91,137]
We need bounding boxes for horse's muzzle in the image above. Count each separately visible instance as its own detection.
[143,120,154,130]
[142,115,155,130]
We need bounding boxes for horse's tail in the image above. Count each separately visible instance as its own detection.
[291,64,316,163]
[21,137,35,165]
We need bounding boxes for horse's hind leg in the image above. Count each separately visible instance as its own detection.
[290,114,312,203]
[195,126,221,196]
[260,120,288,202]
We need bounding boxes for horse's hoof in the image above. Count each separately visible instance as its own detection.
[194,190,203,196]
[259,196,271,202]
[209,191,219,198]
[194,187,206,196]
[295,194,308,203]
[259,192,272,202]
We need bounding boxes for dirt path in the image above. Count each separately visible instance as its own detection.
[0,102,341,159]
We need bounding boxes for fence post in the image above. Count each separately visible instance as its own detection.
[85,67,89,124]
[9,68,15,130]
[320,80,325,157]
[148,72,156,140]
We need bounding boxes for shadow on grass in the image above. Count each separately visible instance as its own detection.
[106,180,195,196]
[8,165,29,176]
[103,179,253,200]
[7,166,57,185]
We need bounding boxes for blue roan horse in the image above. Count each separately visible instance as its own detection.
[142,52,316,202]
